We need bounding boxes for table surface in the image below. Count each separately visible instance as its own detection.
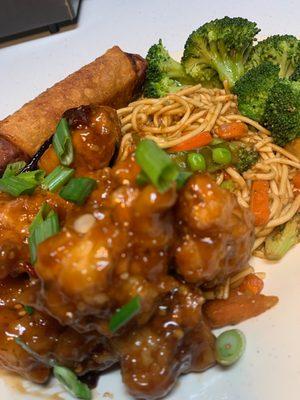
[1,1,300,399]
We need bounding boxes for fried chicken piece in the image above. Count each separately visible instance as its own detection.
[174,174,254,286]
[39,105,121,174]
[113,282,215,399]
[0,190,74,279]
[35,161,177,332]
[0,277,117,383]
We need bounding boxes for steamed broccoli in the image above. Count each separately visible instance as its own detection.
[144,39,195,98]
[235,147,259,173]
[265,215,300,260]
[182,16,260,89]
[263,79,300,146]
[227,142,259,172]
[233,62,280,123]
[290,64,300,81]
[247,35,300,78]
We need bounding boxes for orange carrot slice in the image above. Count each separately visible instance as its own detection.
[238,273,264,296]
[250,180,270,226]
[169,131,212,152]
[292,171,300,189]
[215,122,248,140]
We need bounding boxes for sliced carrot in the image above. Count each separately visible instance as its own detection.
[169,131,213,152]
[292,171,300,189]
[250,180,270,226]
[203,288,278,328]
[215,122,248,140]
[238,273,264,296]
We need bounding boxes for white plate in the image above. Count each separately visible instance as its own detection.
[1,1,300,399]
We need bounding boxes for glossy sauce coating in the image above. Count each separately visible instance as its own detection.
[174,174,254,286]
[39,105,121,174]
[0,277,117,383]
[0,104,258,399]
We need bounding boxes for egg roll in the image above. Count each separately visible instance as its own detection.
[0,46,146,169]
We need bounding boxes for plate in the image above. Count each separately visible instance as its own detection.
[1,1,300,399]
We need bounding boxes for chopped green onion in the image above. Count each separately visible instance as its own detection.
[59,177,96,205]
[41,166,74,192]
[176,171,193,189]
[136,170,150,186]
[212,148,232,165]
[24,305,34,315]
[135,140,179,192]
[109,296,141,333]
[29,203,60,264]
[29,203,52,234]
[52,118,74,166]
[187,153,206,172]
[0,170,45,196]
[2,161,26,178]
[15,337,90,399]
[215,329,246,366]
[220,179,235,192]
[54,365,92,400]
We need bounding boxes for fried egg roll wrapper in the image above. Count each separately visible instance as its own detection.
[0,46,146,161]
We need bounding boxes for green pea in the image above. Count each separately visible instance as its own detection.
[212,147,232,165]
[220,179,235,192]
[215,329,246,366]
[187,153,206,172]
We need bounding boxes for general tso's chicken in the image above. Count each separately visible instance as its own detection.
[174,174,254,286]
[0,99,261,400]
[113,282,215,399]
[0,105,122,280]
[0,191,74,279]
[34,162,177,332]
[39,105,121,174]
[0,276,117,383]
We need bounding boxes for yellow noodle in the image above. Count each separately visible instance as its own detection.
[117,83,300,259]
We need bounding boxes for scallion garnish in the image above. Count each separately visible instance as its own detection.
[41,166,74,192]
[52,118,74,166]
[176,171,193,189]
[109,296,141,333]
[135,140,179,192]
[2,161,26,178]
[215,329,246,366]
[29,203,51,234]
[53,365,92,400]
[59,177,96,205]
[0,169,45,196]
[14,338,91,400]
[29,203,60,264]
[24,305,34,315]
[136,170,150,186]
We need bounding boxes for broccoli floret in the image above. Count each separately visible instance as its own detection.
[263,79,300,146]
[144,40,195,98]
[236,147,259,173]
[233,62,280,123]
[247,35,300,78]
[228,142,259,172]
[182,16,260,89]
[265,215,300,260]
[290,64,300,81]
[144,76,182,98]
